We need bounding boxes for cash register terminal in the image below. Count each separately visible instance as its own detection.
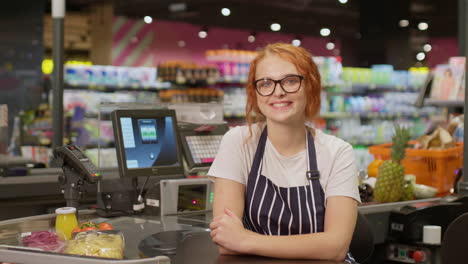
[111,109,214,217]
[111,109,216,261]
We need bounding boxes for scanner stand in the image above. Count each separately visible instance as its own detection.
[58,165,86,209]
[95,177,139,218]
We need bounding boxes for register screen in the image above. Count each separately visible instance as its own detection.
[119,116,180,169]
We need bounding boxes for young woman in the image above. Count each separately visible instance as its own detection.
[208,43,360,263]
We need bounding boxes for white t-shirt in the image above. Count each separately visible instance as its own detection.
[208,123,361,203]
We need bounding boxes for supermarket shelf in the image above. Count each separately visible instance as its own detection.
[325,84,420,94]
[320,112,434,119]
[224,113,246,118]
[64,82,173,92]
[424,99,465,107]
[217,77,248,85]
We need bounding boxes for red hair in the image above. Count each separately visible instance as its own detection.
[245,43,322,131]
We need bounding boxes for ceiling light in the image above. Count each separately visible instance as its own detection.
[338,0,348,4]
[248,34,256,43]
[177,40,186,47]
[326,42,335,50]
[416,52,426,61]
[399,19,409,27]
[418,22,429,31]
[168,3,187,12]
[320,28,331,37]
[221,8,231,16]
[423,44,432,52]
[292,38,301,47]
[198,30,208,38]
[270,23,281,32]
[144,16,153,24]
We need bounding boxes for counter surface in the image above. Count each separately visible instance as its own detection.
[0,210,344,264]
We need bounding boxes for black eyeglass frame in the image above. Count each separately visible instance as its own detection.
[253,74,305,96]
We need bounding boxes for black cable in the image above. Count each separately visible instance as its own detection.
[137,175,151,203]
[454,168,463,194]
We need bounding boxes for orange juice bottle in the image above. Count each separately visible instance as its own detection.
[55,207,78,240]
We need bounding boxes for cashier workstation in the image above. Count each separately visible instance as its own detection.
[1,109,468,264]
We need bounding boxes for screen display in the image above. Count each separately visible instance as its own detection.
[177,184,207,212]
[119,116,180,169]
[138,119,158,144]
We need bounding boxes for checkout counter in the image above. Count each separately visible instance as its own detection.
[0,109,467,264]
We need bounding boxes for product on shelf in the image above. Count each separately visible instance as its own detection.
[312,56,344,86]
[321,92,439,117]
[157,61,220,85]
[64,90,157,114]
[317,116,432,147]
[65,65,163,89]
[341,66,429,90]
[206,49,257,83]
[430,57,466,101]
[222,87,247,118]
[158,88,224,103]
[205,49,258,63]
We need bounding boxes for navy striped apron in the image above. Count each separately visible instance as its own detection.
[242,127,357,263]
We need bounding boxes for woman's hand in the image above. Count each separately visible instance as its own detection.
[210,208,256,254]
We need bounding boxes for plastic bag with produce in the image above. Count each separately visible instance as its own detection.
[19,230,66,252]
[71,221,114,235]
[64,230,124,259]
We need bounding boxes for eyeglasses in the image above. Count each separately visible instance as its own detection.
[254,75,304,96]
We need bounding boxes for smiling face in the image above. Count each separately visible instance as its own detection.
[255,54,307,126]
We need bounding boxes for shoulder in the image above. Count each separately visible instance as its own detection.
[222,123,264,146]
[315,130,352,149]
[314,129,353,153]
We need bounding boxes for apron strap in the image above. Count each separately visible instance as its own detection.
[306,129,325,232]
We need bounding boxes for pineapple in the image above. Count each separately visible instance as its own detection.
[374,125,411,203]
[401,175,416,201]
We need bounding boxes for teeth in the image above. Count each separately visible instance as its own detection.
[272,103,290,107]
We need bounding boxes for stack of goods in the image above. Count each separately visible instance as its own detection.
[158,88,224,103]
[223,87,247,118]
[205,49,257,82]
[323,93,438,117]
[157,61,220,85]
[341,65,429,90]
[65,65,162,89]
[312,56,343,86]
